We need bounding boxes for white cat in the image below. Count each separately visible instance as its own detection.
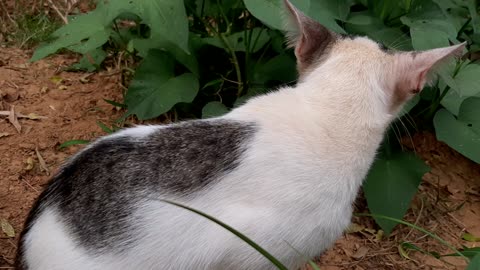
[17,1,464,269]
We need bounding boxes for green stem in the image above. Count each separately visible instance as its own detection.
[195,4,243,96]
[244,19,250,84]
[200,0,205,18]
[218,32,244,96]
[457,18,472,38]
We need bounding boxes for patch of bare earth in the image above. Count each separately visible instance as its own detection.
[0,47,479,269]
[0,47,123,267]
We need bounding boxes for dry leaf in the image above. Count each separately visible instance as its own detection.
[25,113,47,120]
[346,223,365,234]
[50,76,63,84]
[462,233,480,242]
[8,105,21,133]
[352,246,369,260]
[79,74,93,83]
[375,230,384,242]
[0,218,15,237]
[0,132,10,138]
[35,147,50,175]
[25,157,34,171]
[58,85,68,91]
[40,86,49,93]
[14,63,28,69]
[0,110,47,120]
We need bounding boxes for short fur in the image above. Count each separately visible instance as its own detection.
[17,1,465,269]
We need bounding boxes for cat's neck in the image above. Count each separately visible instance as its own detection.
[229,82,389,150]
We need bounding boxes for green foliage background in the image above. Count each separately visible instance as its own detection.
[30,0,479,264]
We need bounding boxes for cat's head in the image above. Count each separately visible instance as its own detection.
[284,0,465,119]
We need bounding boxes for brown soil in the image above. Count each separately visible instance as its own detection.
[0,46,479,269]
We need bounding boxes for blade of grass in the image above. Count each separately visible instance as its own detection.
[283,241,321,270]
[355,213,468,261]
[104,98,127,108]
[59,139,90,149]
[401,242,441,259]
[444,247,480,260]
[160,199,289,270]
[97,121,114,134]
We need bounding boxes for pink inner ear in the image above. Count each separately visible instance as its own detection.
[415,69,429,92]
[395,43,465,96]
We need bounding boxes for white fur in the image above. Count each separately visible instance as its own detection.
[107,125,161,139]
[22,34,463,269]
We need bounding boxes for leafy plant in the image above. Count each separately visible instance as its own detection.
[12,13,62,48]
[30,0,479,243]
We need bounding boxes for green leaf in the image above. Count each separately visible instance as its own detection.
[68,28,112,54]
[441,88,465,116]
[306,0,347,33]
[399,95,420,117]
[363,150,429,235]
[347,12,376,25]
[467,0,479,33]
[467,254,480,270]
[68,49,107,72]
[444,246,480,260]
[401,242,441,259]
[367,0,403,21]
[136,0,190,53]
[104,99,127,108]
[31,0,190,62]
[189,0,243,17]
[97,121,114,134]
[59,140,90,149]
[203,28,270,53]
[434,0,471,33]
[31,12,111,61]
[244,0,345,33]
[452,63,480,97]
[400,1,458,50]
[463,233,480,242]
[400,17,453,50]
[125,50,199,120]
[253,53,297,84]
[133,37,199,76]
[243,0,292,30]
[345,12,412,50]
[434,97,480,163]
[202,101,229,118]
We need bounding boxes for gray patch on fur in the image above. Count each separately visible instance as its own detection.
[18,120,256,256]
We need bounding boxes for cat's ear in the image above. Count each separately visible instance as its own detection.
[284,0,335,74]
[394,43,466,96]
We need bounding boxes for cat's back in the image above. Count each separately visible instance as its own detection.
[16,118,257,270]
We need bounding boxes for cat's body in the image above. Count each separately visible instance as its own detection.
[16,1,464,269]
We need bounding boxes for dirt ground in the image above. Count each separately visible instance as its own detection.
[0,46,479,269]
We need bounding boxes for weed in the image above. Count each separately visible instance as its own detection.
[13,12,61,48]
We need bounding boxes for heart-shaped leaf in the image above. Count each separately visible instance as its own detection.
[434,97,480,163]
[364,150,429,235]
[125,50,199,120]
[202,101,229,118]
